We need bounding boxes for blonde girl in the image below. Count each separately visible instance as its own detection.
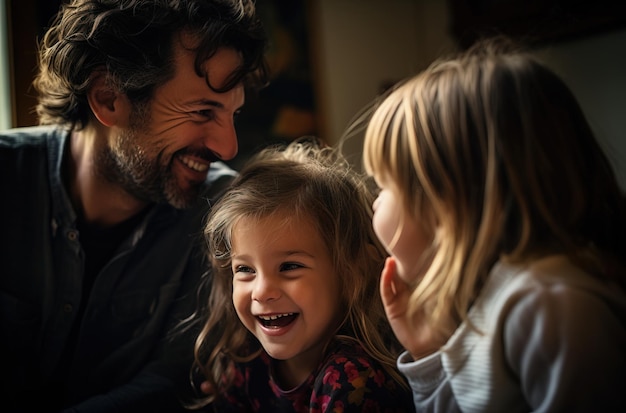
[363,37,626,412]
[192,139,414,412]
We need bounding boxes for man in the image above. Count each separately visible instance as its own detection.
[0,1,268,411]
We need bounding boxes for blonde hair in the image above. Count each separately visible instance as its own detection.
[192,138,404,406]
[363,37,626,335]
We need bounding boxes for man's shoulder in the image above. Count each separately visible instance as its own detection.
[0,125,64,149]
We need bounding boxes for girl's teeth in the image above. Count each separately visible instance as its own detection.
[259,312,294,320]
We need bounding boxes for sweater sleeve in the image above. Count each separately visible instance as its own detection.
[504,282,626,412]
[397,351,461,413]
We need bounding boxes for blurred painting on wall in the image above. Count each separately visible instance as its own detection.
[228,0,318,170]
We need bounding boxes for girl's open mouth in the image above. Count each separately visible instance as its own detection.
[257,313,299,328]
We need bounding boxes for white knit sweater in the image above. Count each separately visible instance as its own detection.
[398,255,626,412]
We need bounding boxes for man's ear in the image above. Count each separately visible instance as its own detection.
[87,74,130,127]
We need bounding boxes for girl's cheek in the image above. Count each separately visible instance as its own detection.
[372,211,395,254]
[372,195,380,212]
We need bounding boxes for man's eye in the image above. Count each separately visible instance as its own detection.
[193,109,215,120]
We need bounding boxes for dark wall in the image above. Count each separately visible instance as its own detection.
[6,0,62,127]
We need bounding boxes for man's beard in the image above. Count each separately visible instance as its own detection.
[95,127,203,209]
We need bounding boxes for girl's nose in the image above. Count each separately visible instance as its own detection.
[251,273,281,302]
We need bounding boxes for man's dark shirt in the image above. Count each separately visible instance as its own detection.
[0,126,236,412]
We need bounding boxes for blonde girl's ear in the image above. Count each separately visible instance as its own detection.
[86,74,131,127]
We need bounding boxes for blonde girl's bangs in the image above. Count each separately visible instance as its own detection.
[365,86,407,188]
[364,91,403,182]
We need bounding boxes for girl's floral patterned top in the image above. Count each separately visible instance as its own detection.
[211,340,415,412]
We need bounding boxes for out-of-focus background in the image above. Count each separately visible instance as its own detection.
[2,0,625,187]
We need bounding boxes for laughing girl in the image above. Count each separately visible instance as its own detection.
[192,139,415,412]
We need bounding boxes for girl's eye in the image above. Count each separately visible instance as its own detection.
[280,262,303,272]
[234,265,253,274]
[233,264,255,281]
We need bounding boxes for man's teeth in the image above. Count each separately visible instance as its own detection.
[258,313,295,321]
[179,155,209,172]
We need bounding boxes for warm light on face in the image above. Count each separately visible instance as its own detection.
[229,214,342,383]
[371,178,432,284]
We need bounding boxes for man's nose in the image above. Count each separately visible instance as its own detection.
[204,121,238,161]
